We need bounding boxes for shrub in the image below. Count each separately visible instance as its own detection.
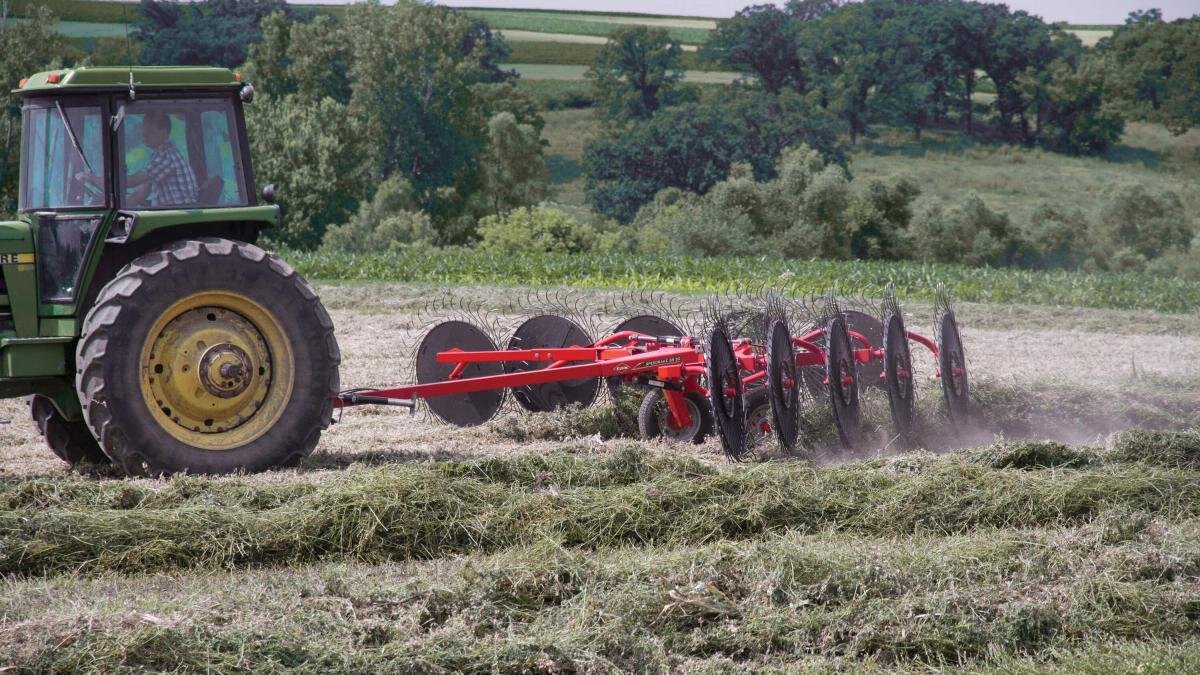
[320,176,435,253]
[1092,185,1194,271]
[630,144,919,261]
[632,190,763,258]
[908,195,1019,266]
[1017,203,1091,270]
[477,205,632,256]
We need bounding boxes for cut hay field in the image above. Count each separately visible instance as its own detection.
[3,282,1200,670]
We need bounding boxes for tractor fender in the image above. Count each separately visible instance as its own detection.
[107,205,279,244]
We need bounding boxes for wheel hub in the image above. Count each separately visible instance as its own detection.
[199,343,254,398]
[144,306,273,435]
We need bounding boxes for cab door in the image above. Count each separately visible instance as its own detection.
[19,96,113,336]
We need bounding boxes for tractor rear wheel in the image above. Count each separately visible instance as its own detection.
[29,395,109,465]
[75,238,340,476]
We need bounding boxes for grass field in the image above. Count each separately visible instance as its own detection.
[3,282,1200,670]
[1071,28,1113,47]
[508,63,738,83]
[464,9,713,44]
[853,123,1200,231]
[507,40,707,67]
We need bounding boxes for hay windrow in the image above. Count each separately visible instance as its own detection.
[4,449,1200,576]
[1108,429,1200,469]
[963,441,1101,470]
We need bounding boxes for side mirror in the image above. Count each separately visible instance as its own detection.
[261,183,276,204]
[240,83,255,103]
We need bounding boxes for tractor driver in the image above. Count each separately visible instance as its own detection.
[125,111,199,208]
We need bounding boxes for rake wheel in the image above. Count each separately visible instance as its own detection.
[801,309,884,396]
[765,317,801,452]
[416,320,506,427]
[938,310,971,428]
[883,311,917,444]
[826,314,864,449]
[505,315,600,413]
[707,325,747,460]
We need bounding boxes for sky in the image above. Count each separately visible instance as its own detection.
[426,1,1198,23]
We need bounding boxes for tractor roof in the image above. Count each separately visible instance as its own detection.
[16,66,242,95]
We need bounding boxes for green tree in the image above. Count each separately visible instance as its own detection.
[343,3,520,225]
[247,96,366,248]
[473,112,549,215]
[1098,14,1200,134]
[243,11,351,103]
[584,92,844,222]
[976,7,1062,140]
[246,3,540,245]
[586,26,684,123]
[702,4,806,94]
[134,0,298,68]
[811,0,923,143]
[1017,55,1124,154]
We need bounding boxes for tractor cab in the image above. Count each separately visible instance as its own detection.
[10,68,267,326]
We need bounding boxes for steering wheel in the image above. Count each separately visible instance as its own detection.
[70,171,103,206]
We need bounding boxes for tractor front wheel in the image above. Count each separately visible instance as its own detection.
[29,395,109,465]
[75,238,340,476]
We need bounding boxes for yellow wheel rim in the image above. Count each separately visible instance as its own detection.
[139,291,295,451]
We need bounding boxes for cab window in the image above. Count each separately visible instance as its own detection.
[20,103,106,211]
[118,98,248,209]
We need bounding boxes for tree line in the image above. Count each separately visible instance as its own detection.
[0,1,1194,278]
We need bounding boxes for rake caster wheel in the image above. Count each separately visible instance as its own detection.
[416,320,506,427]
[826,314,864,449]
[938,311,971,428]
[29,395,109,465]
[637,389,713,444]
[707,326,747,460]
[765,317,801,452]
[605,315,684,399]
[506,315,600,413]
[744,387,772,450]
[883,312,917,444]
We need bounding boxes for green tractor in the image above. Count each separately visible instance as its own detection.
[8,66,340,475]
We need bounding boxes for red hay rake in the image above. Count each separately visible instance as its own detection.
[334,288,971,459]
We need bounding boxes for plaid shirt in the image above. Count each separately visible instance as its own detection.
[146,142,198,207]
